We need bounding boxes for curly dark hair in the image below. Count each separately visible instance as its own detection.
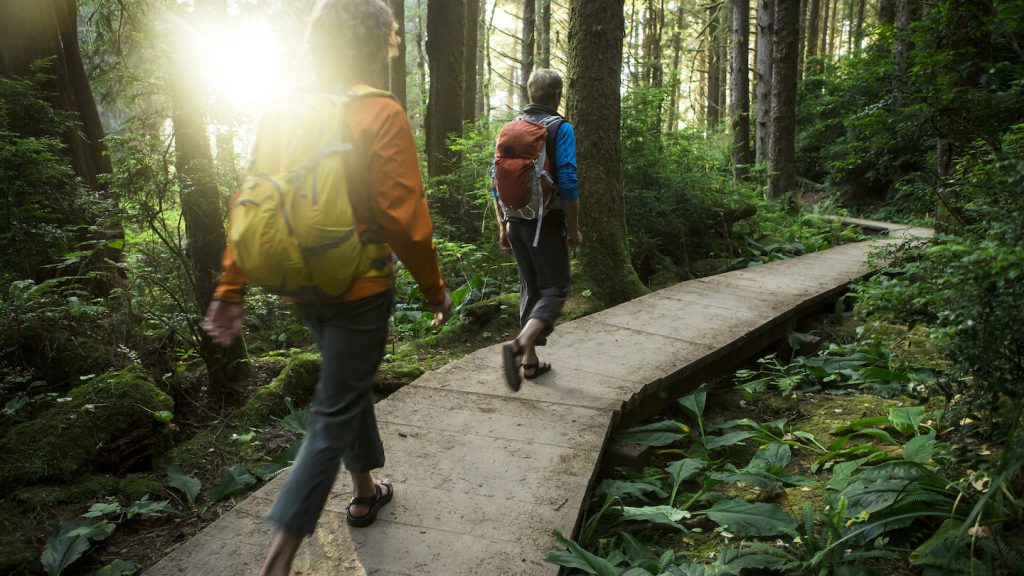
[307,0,398,80]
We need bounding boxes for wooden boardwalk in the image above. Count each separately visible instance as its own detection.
[146,227,929,576]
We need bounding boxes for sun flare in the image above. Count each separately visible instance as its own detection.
[192,17,302,112]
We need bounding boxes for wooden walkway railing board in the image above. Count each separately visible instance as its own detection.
[145,230,928,576]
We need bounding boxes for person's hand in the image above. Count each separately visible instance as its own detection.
[499,228,513,254]
[430,291,453,328]
[201,300,244,347]
[567,229,583,249]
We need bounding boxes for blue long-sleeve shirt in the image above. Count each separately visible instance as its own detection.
[553,122,579,201]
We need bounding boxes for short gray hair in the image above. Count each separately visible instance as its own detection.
[527,69,563,106]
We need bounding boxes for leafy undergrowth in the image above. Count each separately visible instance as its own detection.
[549,321,1024,576]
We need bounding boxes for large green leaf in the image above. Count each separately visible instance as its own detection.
[747,442,791,471]
[616,420,689,447]
[887,405,926,437]
[667,458,705,489]
[620,505,690,530]
[595,479,668,501]
[678,387,707,420]
[41,519,116,576]
[209,464,257,503]
[902,431,937,463]
[705,500,796,536]
[703,431,755,451]
[166,465,201,507]
[544,531,620,576]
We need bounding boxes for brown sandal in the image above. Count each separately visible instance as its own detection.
[522,361,552,380]
[346,479,393,527]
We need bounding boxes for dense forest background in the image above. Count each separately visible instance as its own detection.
[1,0,1022,575]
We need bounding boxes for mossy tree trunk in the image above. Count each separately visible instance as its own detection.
[425,0,465,178]
[170,56,250,394]
[463,0,478,124]
[754,0,774,163]
[520,0,536,108]
[766,0,800,201]
[731,0,753,180]
[566,0,647,307]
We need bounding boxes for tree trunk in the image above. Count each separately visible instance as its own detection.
[797,0,807,81]
[893,0,918,89]
[805,0,820,62]
[766,0,800,200]
[464,0,478,123]
[538,0,552,68]
[567,0,647,306]
[818,0,830,56]
[716,4,728,115]
[666,0,685,132]
[425,0,465,178]
[827,0,839,55]
[170,62,250,393]
[754,0,774,163]
[389,0,407,109]
[731,0,753,179]
[520,0,536,107]
[878,0,896,26]
[853,0,866,54]
[706,2,722,127]
[477,0,488,119]
[642,0,666,87]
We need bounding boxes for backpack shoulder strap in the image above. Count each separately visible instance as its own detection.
[539,115,565,185]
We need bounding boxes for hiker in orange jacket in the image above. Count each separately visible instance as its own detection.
[201,1,451,575]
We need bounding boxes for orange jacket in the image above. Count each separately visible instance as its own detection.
[213,92,446,306]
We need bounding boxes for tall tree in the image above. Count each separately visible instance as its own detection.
[567,0,646,305]
[464,0,479,123]
[538,0,552,68]
[0,0,122,291]
[853,0,866,54]
[893,0,919,89]
[818,0,831,55]
[731,0,753,179]
[389,0,407,108]
[766,0,800,200]
[666,0,686,131]
[477,0,488,119]
[425,0,466,178]
[878,0,896,26]
[169,54,250,393]
[805,0,821,62]
[754,0,774,162]
[642,0,666,86]
[706,1,722,127]
[520,0,537,107]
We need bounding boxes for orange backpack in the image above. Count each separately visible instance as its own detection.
[493,114,563,245]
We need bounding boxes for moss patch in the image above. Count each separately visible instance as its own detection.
[0,369,173,490]
[0,507,39,576]
[13,474,163,512]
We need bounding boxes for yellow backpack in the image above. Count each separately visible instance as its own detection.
[227,86,393,299]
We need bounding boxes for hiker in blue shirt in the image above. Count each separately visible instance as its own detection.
[492,68,582,391]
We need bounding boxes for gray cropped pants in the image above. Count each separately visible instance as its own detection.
[266,291,391,535]
[508,214,572,346]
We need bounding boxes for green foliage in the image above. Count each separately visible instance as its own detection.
[0,369,173,490]
[620,87,757,282]
[41,495,168,576]
[0,64,104,278]
[165,465,201,508]
[208,463,257,503]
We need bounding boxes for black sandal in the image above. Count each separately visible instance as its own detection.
[522,361,552,380]
[346,479,393,528]
[502,341,526,392]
